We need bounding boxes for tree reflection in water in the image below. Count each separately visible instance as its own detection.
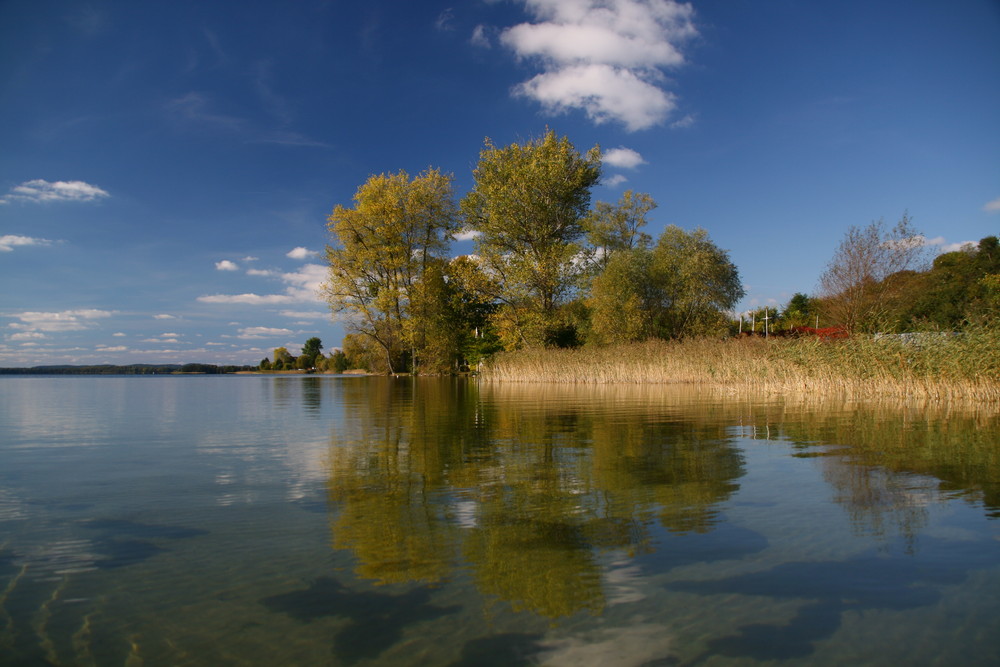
[326,379,745,617]
[324,380,1000,620]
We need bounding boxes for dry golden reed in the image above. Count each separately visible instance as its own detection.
[481,330,1000,403]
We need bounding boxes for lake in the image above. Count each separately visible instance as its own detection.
[1,375,998,665]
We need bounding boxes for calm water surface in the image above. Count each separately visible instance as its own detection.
[1,375,998,665]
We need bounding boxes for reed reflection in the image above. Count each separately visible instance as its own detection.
[326,379,746,618]
[776,400,1000,546]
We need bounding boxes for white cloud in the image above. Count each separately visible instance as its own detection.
[670,113,695,128]
[8,309,114,333]
[502,0,697,131]
[281,263,327,298]
[1,179,109,204]
[215,259,239,271]
[247,268,277,277]
[242,255,259,262]
[602,146,646,169]
[920,236,976,254]
[8,332,47,341]
[436,8,455,31]
[983,197,1000,213]
[453,229,482,242]
[603,174,629,187]
[153,314,176,320]
[279,310,327,320]
[238,326,294,340]
[96,345,128,353]
[471,24,491,48]
[514,64,677,131]
[113,332,126,337]
[198,263,326,305]
[198,293,298,305]
[0,235,55,252]
[286,246,318,260]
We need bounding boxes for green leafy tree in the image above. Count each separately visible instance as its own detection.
[461,129,602,348]
[406,259,464,374]
[652,226,745,338]
[300,337,323,368]
[895,236,1000,329]
[589,226,744,344]
[583,189,655,273]
[324,168,459,373]
[272,347,294,370]
[589,248,658,345]
[329,350,350,373]
[781,293,815,329]
[259,357,272,371]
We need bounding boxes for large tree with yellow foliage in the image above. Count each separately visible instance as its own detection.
[461,130,602,348]
[324,168,459,373]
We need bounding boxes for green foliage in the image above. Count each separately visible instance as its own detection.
[300,337,323,367]
[323,131,759,366]
[590,226,744,344]
[894,236,1000,330]
[461,129,602,347]
[589,248,657,345]
[329,350,350,373]
[781,293,815,328]
[272,347,294,370]
[583,189,655,273]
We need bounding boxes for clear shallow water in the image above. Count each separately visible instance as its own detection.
[1,375,998,666]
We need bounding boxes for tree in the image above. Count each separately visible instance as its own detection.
[329,350,350,373]
[588,248,658,345]
[895,236,1000,329]
[272,347,294,370]
[589,226,744,343]
[461,129,602,348]
[324,169,459,373]
[259,357,272,371]
[300,337,323,368]
[818,213,927,333]
[341,333,388,374]
[651,226,745,339]
[583,190,656,273]
[781,293,815,329]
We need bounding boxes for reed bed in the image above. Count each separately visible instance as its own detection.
[481,328,1000,403]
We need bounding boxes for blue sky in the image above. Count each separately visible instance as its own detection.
[2,0,998,366]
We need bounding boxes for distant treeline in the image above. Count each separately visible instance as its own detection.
[0,364,256,375]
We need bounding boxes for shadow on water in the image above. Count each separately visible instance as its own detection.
[446,633,545,667]
[670,534,1000,662]
[82,518,208,569]
[637,522,768,572]
[261,576,461,663]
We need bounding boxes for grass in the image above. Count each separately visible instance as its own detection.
[481,328,1000,402]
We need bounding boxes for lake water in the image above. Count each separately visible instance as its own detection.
[1,375,998,666]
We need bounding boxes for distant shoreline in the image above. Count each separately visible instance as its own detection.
[0,364,254,375]
[0,365,377,376]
